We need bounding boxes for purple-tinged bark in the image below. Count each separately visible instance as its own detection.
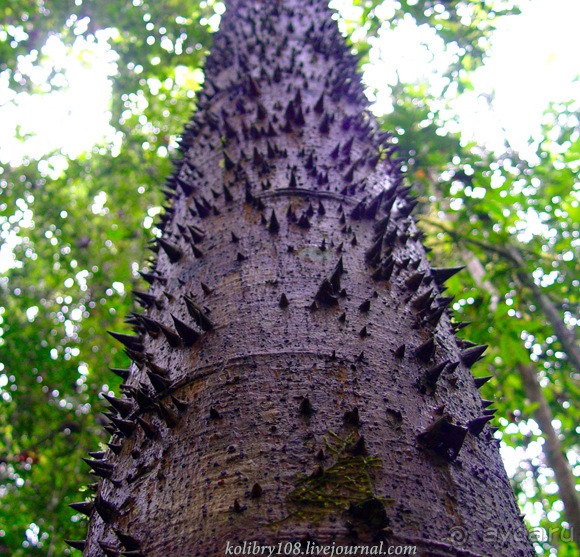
[69,1,535,555]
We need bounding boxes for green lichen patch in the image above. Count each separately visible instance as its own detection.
[281,431,393,527]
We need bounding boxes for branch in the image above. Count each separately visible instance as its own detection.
[460,248,500,312]
[507,245,580,379]
[518,363,580,550]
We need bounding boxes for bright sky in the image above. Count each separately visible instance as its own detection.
[0,30,119,173]
[360,0,580,156]
[457,0,580,155]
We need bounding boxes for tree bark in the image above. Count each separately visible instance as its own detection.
[72,1,535,555]
[518,363,580,548]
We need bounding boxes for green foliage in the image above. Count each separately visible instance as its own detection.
[0,0,578,556]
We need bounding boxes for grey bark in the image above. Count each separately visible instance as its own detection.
[518,363,580,548]
[71,1,535,556]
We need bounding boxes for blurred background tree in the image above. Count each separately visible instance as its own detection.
[0,0,578,555]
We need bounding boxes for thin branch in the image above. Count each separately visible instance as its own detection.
[508,245,580,379]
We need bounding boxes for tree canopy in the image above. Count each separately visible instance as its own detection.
[1,0,579,555]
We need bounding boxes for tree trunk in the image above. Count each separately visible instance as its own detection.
[71,0,536,555]
[518,363,580,548]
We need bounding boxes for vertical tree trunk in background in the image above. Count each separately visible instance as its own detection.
[518,363,580,548]
[73,0,536,555]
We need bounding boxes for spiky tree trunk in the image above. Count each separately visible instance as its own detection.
[69,1,535,555]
